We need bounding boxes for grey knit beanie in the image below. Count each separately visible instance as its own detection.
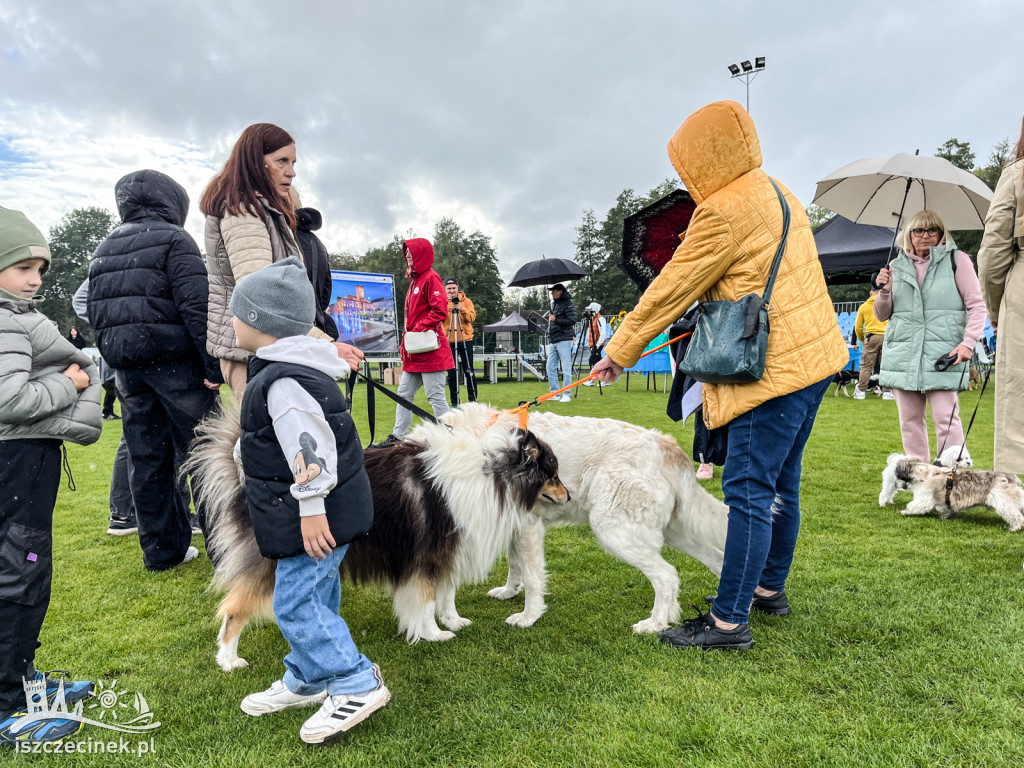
[230,257,314,339]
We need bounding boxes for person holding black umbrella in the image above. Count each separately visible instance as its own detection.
[545,283,577,402]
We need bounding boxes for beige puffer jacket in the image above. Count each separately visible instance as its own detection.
[204,198,303,361]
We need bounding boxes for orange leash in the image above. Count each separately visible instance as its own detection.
[505,331,692,428]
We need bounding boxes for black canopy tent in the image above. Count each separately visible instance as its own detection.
[483,311,532,353]
[814,215,897,284]
[482,311,530,333]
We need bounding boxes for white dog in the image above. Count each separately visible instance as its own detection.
[879,445,972,507]
[441,404,729,634]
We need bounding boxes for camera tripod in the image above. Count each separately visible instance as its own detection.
[447,304,477,406]
[568,311,603,398]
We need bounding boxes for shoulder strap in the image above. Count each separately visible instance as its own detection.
[761,177,792,308]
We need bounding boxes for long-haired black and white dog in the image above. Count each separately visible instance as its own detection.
[186,405,568,671]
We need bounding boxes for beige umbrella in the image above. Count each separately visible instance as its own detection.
[813,152,993,231]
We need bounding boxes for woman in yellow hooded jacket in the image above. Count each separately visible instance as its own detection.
[593,101,847,651]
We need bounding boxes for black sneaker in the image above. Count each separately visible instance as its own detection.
[369,434,401,449]
[659,607,753,651]
[102,413,122,420]
[705,590,791,616]
[106,516,138,536]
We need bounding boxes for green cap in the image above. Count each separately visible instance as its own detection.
[0,206,51,274]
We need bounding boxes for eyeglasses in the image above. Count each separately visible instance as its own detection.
[910,227,942,237]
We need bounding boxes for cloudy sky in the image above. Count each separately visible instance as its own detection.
[1,0,1020,281]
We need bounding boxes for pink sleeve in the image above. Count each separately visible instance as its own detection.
[873,290,892,321]
[954,252,986,349]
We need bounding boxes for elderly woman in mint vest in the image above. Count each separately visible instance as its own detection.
[874,210,987,462]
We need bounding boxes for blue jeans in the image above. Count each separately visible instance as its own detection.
[275,545,378,696]
[712,376,831,625]
[546,340,574,392]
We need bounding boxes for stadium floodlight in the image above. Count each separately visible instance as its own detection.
[726,56,766,112]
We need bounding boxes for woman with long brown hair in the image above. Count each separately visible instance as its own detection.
[201,123,360,393]
[978,116,1024,473]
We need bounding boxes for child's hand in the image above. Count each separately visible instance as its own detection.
[63,363,90,392]
[301,514,336,559]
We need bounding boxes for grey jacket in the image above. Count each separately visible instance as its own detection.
[0,295,103,444]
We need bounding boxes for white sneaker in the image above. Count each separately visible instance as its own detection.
[882,391,895,400]
[559,393,572,403]
[853,389,866,400]
[299,672,390,743]
[582,381,595,387]
[171,546,200,567]
[241,679,328,716]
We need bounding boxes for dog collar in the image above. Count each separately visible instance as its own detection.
[486,410,529,431]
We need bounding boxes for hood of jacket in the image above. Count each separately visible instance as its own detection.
[296,207,323,232]
[115,169,190,226]
[404,238,435,278]
[666,100,762,204]
[255,334,351,380]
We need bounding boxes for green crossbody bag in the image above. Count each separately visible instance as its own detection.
[677,177,791,384]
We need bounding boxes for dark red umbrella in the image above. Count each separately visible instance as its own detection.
[620,189,697,291]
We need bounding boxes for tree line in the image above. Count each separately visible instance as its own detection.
[35,210,506,345]
[33,132,1014,344]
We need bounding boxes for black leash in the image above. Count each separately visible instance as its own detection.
[953,368,992,465]
[934,365,970,463]
[936,367,991,506]
[346,367,449,448]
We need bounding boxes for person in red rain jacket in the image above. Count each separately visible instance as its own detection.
[377,238,454,444]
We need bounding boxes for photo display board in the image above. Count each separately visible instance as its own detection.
[326,270,399,354]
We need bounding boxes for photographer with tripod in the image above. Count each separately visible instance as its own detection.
[442,278,477,405]
[580,302,608,387]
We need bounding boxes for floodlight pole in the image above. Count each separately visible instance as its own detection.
[727,58,766,112]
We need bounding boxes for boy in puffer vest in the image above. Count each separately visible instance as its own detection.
[230,257,388,744]
[0,208,102,747]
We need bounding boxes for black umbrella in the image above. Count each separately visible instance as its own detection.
[508,256,585,288]
[620,189,697,291]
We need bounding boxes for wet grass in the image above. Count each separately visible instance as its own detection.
[31,376,1024,767]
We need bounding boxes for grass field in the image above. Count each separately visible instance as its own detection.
[29,373,1024,767]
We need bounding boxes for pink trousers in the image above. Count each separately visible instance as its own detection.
[892,389,964,461]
